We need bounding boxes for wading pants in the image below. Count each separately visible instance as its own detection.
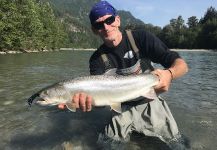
[97,97,181,149]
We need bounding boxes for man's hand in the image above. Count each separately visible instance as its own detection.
[152,58,188,94]
[152,69,173,93]
[58,92,92,112]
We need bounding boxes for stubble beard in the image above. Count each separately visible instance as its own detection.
[102,29,121,47]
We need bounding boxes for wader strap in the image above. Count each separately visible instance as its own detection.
[100,30,154,72]
[126,30,154,71]
[101,53,111,70]
[126,30,140,58]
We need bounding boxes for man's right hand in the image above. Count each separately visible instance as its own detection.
[58,93,93,112]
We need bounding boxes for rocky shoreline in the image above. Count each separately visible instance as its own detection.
[171,49,211,52]
[0,49,52,55]
[0,48,214,55]
[0,48,98,55]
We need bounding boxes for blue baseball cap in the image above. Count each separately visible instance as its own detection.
[89,1,117,25]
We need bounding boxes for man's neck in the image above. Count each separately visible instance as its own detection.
[104,31,122,48]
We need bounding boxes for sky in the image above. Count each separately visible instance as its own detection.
[107,0,217,27]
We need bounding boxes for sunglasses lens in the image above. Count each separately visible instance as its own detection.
[93,22,104,30]
[93,16,115,30]
[105,16,115,25]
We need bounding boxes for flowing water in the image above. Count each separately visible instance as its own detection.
[0,50,216,150]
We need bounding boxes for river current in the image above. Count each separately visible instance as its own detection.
[0,50,216,150]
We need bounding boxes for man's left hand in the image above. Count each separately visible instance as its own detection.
[152,69,173,93]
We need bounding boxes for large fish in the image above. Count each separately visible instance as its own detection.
[27,73,159,113]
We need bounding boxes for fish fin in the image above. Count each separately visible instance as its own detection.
[111,103,122,113]
[65,101,76,112]
[142,88,158,100]
[104,68,117,75]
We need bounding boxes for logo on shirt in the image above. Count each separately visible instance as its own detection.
[123,50,134,59]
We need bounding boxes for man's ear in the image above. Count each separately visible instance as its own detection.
[91,26,98,35]
[115,16,121,27]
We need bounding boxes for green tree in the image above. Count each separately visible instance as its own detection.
[0,0,24,50]
[0,0,68,51]
[160,25,175,48]
[187,16,198,28]
[200,6,217,24]
[182,16,200,48]
[38,2,68,49]
[198,19,217,49]
[17,0,44,50]
[197,7,217,49]
[161,16,186,48]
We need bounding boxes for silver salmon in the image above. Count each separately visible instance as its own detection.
[27,74,159,113]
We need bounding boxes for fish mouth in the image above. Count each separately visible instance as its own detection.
[27,93,49,106]
[27,93,40,106]
[35,97,58,106]
[35,98,50,106]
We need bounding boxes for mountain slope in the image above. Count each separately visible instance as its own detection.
[43,0,145,48]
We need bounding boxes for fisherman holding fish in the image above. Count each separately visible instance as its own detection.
[70,1,188,148]
[29,1,189,149]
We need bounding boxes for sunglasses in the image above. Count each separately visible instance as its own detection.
[93,15,116,30]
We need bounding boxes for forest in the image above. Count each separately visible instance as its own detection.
[0,0,217,52]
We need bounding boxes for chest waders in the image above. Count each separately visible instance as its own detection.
[101,30,154,74]
[97,30,183,150]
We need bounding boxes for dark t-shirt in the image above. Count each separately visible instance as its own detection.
[89,29,180,75]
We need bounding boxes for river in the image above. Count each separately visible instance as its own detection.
[0,50,216,150]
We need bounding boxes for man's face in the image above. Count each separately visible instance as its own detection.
[92,15,121,43]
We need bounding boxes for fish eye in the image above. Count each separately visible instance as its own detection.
[44,90,49,95]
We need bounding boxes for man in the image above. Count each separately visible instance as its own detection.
[59,1,188,149]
